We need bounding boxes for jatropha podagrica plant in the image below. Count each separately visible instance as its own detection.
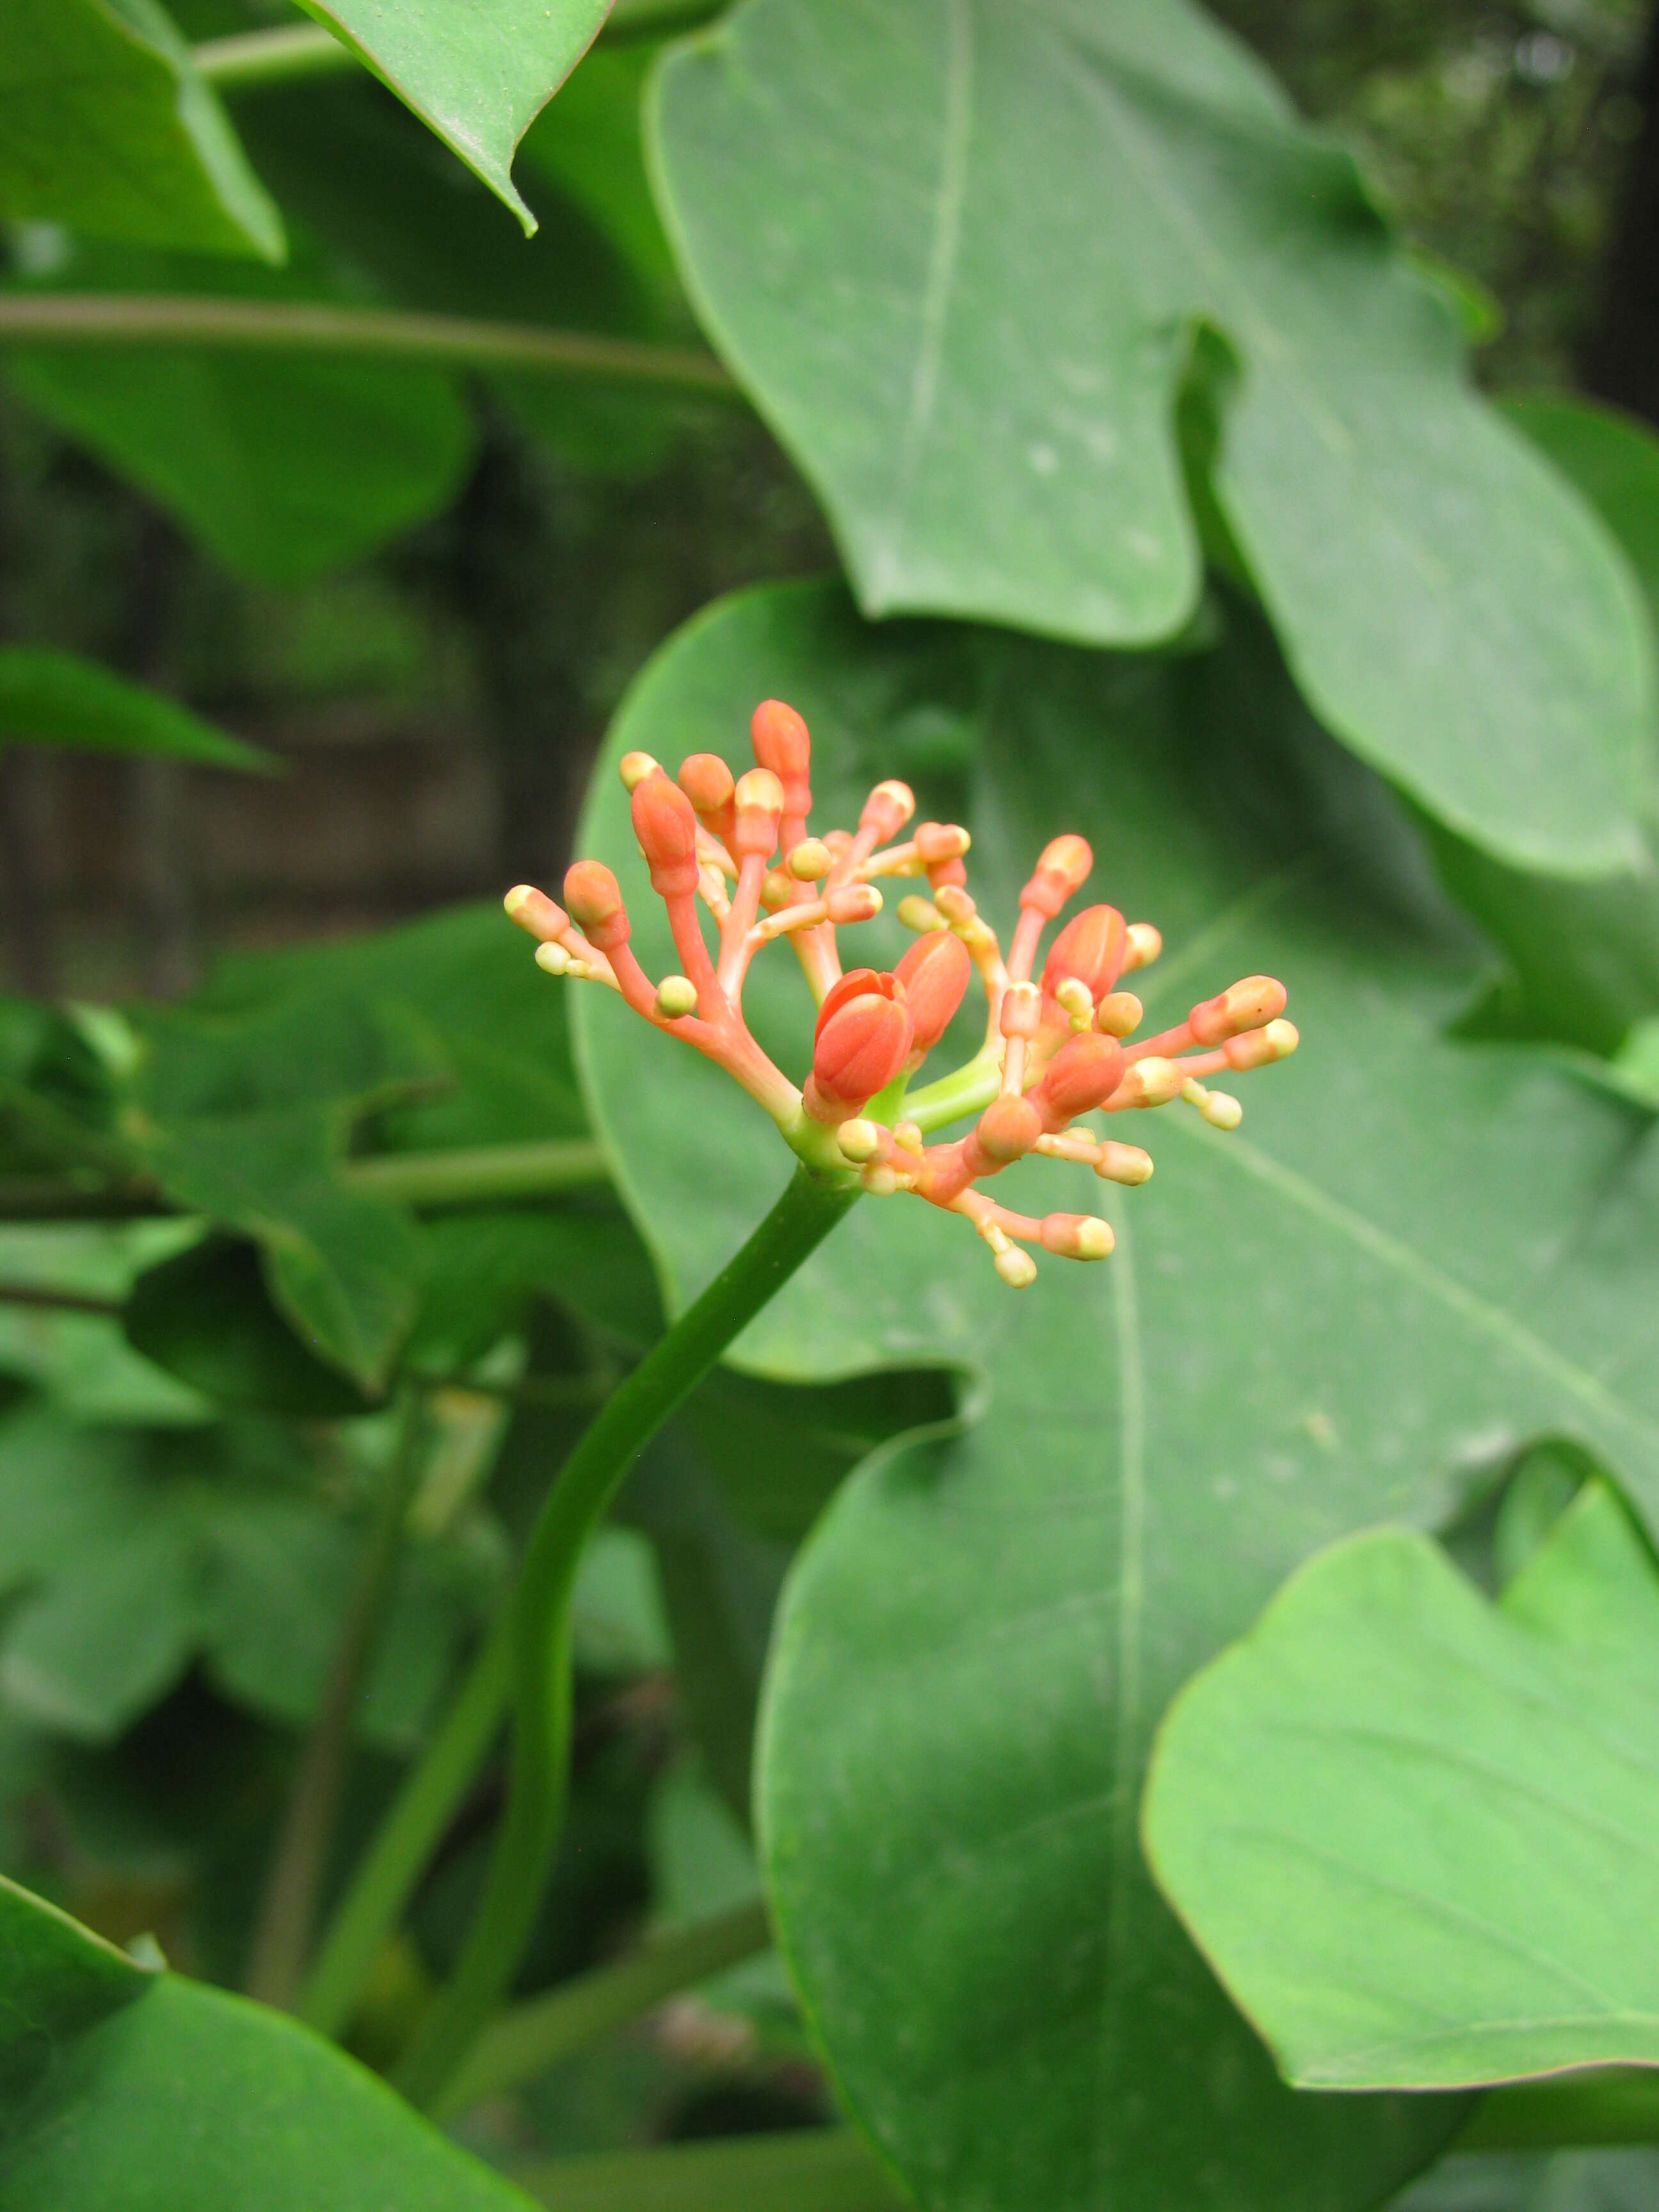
[506,701,1298,1288]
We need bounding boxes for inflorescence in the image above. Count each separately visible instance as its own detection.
[506,700,1297,1289]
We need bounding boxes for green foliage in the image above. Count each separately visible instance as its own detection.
[1144,1477,1659,2090]
[0,643,275,767]
[650,0,1655,874]
[0,0,284,260]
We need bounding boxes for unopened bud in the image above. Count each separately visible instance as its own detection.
[731,767,784,860]
[620,751,660,792]
[1096,1141,1153,1185]
[655,975,699,1018]
[534,940,572,976]
[914,822,971,867]
[933,885,977,926]
[1021,834,1092,918]
[1041,903,1125,999]
[806,970,913,1119]
[787,838,833,881]
[994,1247,1038,1289]
[826,882,883,924]
[837,1117,883,1163]
[751,699,812,817]
[1113,1055,1183,1108]
[1034,1033,1126,1123]
[1224,1018,1299,1071]
[1095,991,1143,1039]
[974,1094,1042,1163]
[863,1162,902,1196]
[1121,923,1162,972]
[504,884,567,943]
[999,980,1041,1041]
[678,753,736,838]
[895,929,972,1055]
[1183,1078,1242,1130]
[631,773,701,899]
[760,870,793,911]
[1054,977,1093,1028]
[894,1120,924,1155]
[897,895,945,933]
[1190,975,1287,1048]
[564,860,629,951]
[861,780,916,842]
[1040,1214,1114,1261]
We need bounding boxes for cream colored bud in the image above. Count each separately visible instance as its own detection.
[1095,1141,1154,1186]
[933,884,977,925]
[1183,1078,1243,1130]
[1121,924,1163,973]
[619,750,660,792]
[994,1247,1038,1289]
[894,1119,924,1155]
[1224,1017,1299,1071]
[655,975,699,1019]
[837,1118,882,1164]
[999,981,1041,1040]
[1055,976,1094,1027]
[534,941,572,975]
[862,1162,901,1196]
[787,838,834,881]
[760,870,793,911]
[1094,991,1142,1039]
[1116,1056,1183,1108]
[897,895,945,933]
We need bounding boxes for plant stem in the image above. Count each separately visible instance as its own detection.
[1456,2069,1659,2151]
[435,1897,771,2116]
[0,296,738,400]
[389,1166,857,2108]
[348,1139,609,1208]
[0,1280,124,1315]
[512,2129,909,2212]
[193,23,357,90]
[244,1398,428,2010]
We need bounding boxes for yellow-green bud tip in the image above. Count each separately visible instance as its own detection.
[1055,976,1093,1027]
[619,751,660,792]
[655,975,699,1019]
[897,895,945,933]
[994,1247,1038,1289]
[534,941,571,975]
[787,838,834,882]
[838,1118,882,1163]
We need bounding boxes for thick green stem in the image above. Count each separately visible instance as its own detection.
[0,1280,124,1316]
[513,2129,909,2211]
[0,297,737,401]
[436,1897,771,2116]
[245,1399,428,2008]
[1456,2069,1659,2151]
[390,1166,856,2107]
[193,23,357,89]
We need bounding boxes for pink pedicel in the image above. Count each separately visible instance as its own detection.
[505,703,1299,1289]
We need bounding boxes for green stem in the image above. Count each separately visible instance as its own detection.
[245,1397,428,2009]
[0,1279,123,1316]
[512,2129,909,2212]
[390,1166,857,2108]
[347,1139,609,1208]
[902,1050,1002,1135]
[193,23,357,89]
[435,1897,771,2117]
[0,297,737,401]
[1456,2069,1659,2151]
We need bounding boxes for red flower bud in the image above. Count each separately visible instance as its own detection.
[895,930,971,1057]
[1032,1034,1126,1128]
[751,699,812,819]
[1189,975,1288,1047]
[678,753,736,842]
[806,970,912,1121]
[632,771,701,899]
[1021,833,1093,918]
[1041,903,1126,1002]
[563,860,629,952]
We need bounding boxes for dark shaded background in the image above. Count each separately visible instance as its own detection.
[4,0,1655,1004]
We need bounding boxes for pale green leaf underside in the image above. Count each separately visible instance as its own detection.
[0,0,284,260]
[570,581,1659,2212]
[650,0,1654,874]
[1143,1480,1659,2088]
[297,0,614,234]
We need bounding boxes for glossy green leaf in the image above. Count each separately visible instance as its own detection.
[0,0,284,260]
[650,0,1653,874]
[1143,1481,1659,2088]
[0,646,275,769]
[4,241,474,586]
[573,580,1659,2212]
[0,1873,539,2212]
[1505,396,1659,641]
[294,0,613,235]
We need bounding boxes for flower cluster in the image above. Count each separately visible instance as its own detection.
[506,700,1297,1288]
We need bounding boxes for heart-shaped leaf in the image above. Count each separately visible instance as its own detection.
[570,580,1659,2212]
[0,647,275,769]
[1142,1479,1659,2088]
[649,0,1655,874]
[295,0,613,236]
[0,0,284,260]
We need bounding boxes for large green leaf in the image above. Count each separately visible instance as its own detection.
[0,1873,538,2211]
[3,239,474,585]
[1142,1479,1659,2089]
[294,0,613,235]
[0,645,275,769]
[649,0,1654,874]
[570,581,1659,2212]
[0,0,284,260]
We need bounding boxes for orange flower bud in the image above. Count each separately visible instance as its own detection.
[1032,1034,1126,1127]
[563,860,629,952]
[914,822,970,866]
[1021,834,1092,918]
[973,1094,1042,1164]
[806,970,913,1120]
[1039,1213,1114,1260]
[751,699,812,818]
[1189,975,1288,1047]
[732,767,784,861]
[895,929,971,1056]
[825,882,883,924]
[860,780,915,842]
[678,753,736,841]
[1041,903,1126,1002]
[632,771,701,899]
[1223,1018,1299,1071]
[504,884,568,943]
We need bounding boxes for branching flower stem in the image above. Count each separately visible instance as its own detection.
[303,1166,856,2093]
